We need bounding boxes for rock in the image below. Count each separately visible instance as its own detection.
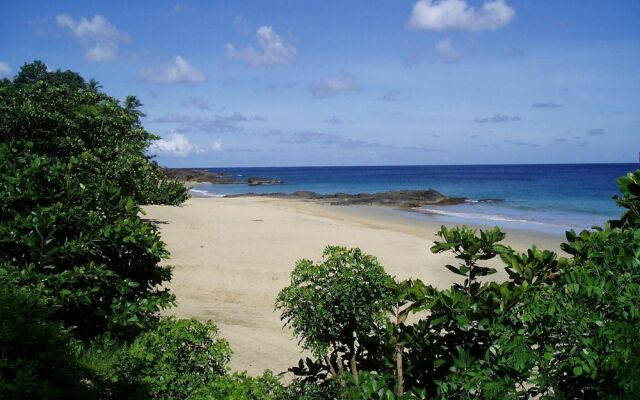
[247,177,284,186]
[164,168,236,184]
[227,189,467,207]
[164,169,284,186]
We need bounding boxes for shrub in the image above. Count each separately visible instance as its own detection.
[279,170,640,399]
[0,60,188,205]
[115,318,231,400]
[0,270,89,399]
[0,143,174,339]
[276,246,396,386]
[187,371,287,400]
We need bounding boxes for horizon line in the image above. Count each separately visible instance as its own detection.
[164,161,639,169]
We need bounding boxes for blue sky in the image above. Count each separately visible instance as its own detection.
[1,0,639,167]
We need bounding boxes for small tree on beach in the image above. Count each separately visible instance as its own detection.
[276,246,396,386]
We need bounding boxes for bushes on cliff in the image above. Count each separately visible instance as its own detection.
[0,60,188,205]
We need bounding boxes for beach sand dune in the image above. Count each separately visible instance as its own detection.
[143,197,561,376]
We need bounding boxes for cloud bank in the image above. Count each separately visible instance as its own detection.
[408,0,515,32]
[309,73,356,99]
[140,56,206,84]
[56,14,130,62]
[149,132,201,156]
[225,26,296,67]
[150,112,265,133]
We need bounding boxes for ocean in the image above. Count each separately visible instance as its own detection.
[189,164,638,235]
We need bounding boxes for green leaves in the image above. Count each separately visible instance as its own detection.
[0,143,175,339]
[0,61,189,205]
[115,318,232,399]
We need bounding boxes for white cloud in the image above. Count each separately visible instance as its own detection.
[56,14,129,62]
[149,132,201,156]
[407,0,515,32]
[211,139,223,152]
[436,38,460,62]
[309,73,356,99]
[140,56,206,84]
[0,61,11,78]
[225,26,296,67]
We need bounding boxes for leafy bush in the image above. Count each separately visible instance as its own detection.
[115,318,231,400]
[279,170,640,399]
[187,371,287,400]
[0,270,89,400]
[0,60,188,205]
[276,246,395,386]
[0,143,174,338]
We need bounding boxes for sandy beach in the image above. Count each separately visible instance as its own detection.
[143,197,563,376]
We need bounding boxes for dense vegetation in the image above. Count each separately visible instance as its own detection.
[0,60,188,206]
[0,62,638,399]
[276,172,640,399]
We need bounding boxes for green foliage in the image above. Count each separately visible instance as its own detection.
[188,371,287,400]
[0,143,175,338]
[276,246,396,384]
[279,170,640,399]
[431,225,504,299]
[115,318,231,400]
[0,271,89,399]
[0,60,188,205]
[341,371,426,400]
[611,169,640,228]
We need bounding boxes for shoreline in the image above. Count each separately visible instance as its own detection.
[143,197,564,375]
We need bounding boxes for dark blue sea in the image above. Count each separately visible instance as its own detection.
[190,164,638,235]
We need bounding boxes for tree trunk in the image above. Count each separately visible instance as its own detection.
[349,339,359,385]
[324,354,338,379]
[395,343,404,398]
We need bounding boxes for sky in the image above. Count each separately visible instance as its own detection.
[1,0,639,167]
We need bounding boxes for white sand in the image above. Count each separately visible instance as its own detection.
[143,197,562,376]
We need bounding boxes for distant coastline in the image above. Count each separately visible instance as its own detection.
[176,163,635,234]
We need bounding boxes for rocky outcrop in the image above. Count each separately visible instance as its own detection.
[247,177,284,186]
[164,168,236,184]
[164,169,284,186]
[227,189,466,207]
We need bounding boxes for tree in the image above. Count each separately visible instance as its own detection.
[0,60,188,205]
[0,143,175,339]
[276,246,396,386]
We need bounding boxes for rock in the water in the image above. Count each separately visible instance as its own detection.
[247,177,284,186]
[165,169,285,186]
[228,189,466,207]
[164,168,236,184]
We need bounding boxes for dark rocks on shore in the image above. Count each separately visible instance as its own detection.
[227,189,466,207]
[164,169,284,186]
[247,177,284,186]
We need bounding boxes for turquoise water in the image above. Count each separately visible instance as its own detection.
[190,164,637,234]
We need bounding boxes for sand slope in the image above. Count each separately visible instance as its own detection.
[143,197,561,375]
